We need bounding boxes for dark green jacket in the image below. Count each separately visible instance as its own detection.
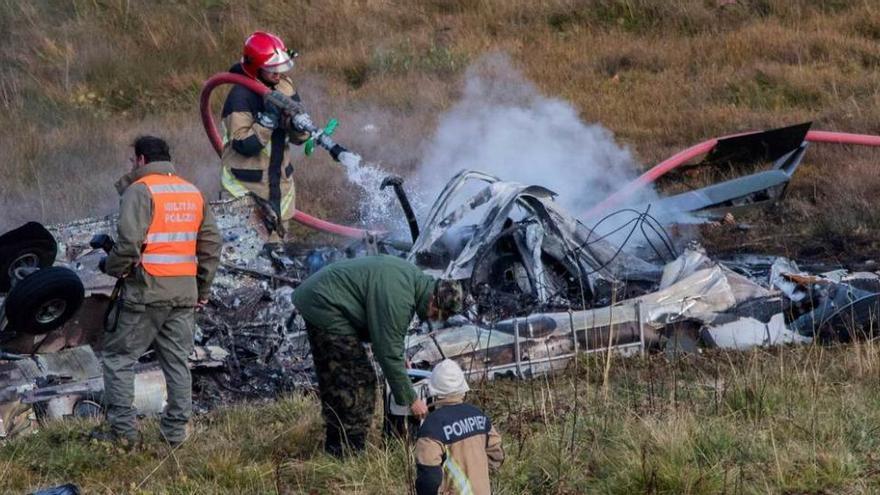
[293,255,436,405]
[105,161,222,307]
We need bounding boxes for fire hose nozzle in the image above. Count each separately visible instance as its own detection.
[305,118,339,156]
[263,89,343,159]
[291,112,317,134]
[264,90,306,117]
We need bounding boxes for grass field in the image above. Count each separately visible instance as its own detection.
[2,1,880,493]
[5,344,880,493]
[1,0,878,257]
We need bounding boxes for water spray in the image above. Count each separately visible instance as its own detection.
[262,85,418,232]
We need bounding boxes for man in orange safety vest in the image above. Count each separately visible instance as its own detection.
[92,135,222,447]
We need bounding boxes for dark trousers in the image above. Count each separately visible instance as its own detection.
[101,305,194,443]
[305,324,377,456]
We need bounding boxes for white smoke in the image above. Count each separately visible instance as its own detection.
[414,54,659,217]
[337,53,675,247]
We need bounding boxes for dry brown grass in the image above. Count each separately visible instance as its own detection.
[6,344,880,493]
[0,0,878,257]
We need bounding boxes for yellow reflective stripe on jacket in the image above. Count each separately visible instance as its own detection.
[220,166,250,198]
[220,123,251,198]
[220,167,295,217]
[442,447,475,495]
[222,120,271,157]
[220,121,292,217]
[280,186,295,217]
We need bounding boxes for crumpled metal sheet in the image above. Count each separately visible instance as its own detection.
[189,346,230,368]
[0,343,246,438]
[702,313,812,349]
[790,283,880,337]
[408,302,650,378]
[0,346,102,437]
[659,247,770,302]
[769,257,808,302]
[407,173,556,279]
[407,170,664,315]
[408,248,805,375]
[520,222,549,302]
[640,266,737,325]
[659,246,713,288]
[723,269,773,302]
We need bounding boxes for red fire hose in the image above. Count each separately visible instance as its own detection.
[585,130,880,218]
[202,76,880,229]
[200,72,372,239]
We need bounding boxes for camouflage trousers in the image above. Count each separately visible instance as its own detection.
[305,323,377,456]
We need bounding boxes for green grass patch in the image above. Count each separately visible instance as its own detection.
[7,346,880,492]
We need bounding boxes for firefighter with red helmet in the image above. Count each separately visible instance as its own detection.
[220,32,310,240]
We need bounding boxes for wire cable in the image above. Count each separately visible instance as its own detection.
[571,204,679,276]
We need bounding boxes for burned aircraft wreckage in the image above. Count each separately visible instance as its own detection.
[2,122,879,437]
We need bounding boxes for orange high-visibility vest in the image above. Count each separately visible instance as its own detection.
[134,173,205,277]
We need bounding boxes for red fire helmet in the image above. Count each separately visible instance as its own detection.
[241,31,295,78]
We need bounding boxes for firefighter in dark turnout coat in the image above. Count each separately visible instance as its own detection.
[416,359,504,495]
[220,31,309,238]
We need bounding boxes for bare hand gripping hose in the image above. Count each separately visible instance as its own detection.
[200,72,372,239]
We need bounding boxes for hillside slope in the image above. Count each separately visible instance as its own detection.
[1,0,879,258]
[2,2,880,493]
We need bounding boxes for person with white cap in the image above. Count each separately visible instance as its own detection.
[415,359,504,495]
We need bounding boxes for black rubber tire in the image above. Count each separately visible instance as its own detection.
[0,222,58,292]
[5,266,85,335]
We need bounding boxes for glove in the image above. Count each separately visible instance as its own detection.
[290,112,316,133]
[89,233,115,253]
[256,111,279,129]
[98,256,107,274]
[256,99,283,129]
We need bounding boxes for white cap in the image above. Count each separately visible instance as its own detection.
[428,359,470,397]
